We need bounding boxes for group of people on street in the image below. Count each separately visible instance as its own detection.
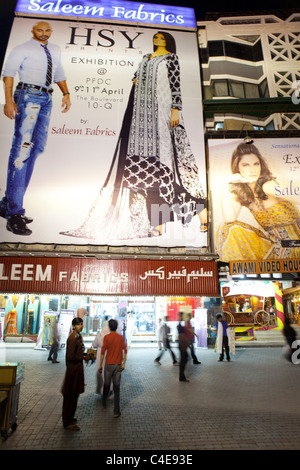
[155,314,201,382]
[60,311,232,430]
[155,312,232,382]
[59,307,300,431]
[61,316,126,430]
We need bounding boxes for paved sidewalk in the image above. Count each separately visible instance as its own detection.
[0,344,300,452]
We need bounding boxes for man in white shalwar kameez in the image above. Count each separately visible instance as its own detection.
[215,313,231,362]
[126,312,135,348]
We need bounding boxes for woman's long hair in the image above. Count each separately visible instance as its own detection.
[153,31,176,54]
[230,142,274,207]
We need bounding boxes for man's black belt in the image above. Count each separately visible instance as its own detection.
[17,82,53,94]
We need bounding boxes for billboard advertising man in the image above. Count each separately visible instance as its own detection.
[0,20,71,236]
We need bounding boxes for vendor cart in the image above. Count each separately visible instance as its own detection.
[0,362,24,440]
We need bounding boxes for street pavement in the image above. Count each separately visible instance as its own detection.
[0,343,300,455]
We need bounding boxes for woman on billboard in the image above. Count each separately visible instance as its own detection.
[217,142,300,261]
[61,31,207,241]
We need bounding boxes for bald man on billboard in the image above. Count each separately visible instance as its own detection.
[0,21,71,236]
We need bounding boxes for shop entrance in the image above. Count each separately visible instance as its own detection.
[0,293,221,347]
[89,296,156,338]
[0,256,219,347]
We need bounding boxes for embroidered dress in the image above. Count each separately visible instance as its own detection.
[61,53,205,241]
[4,309,19,335]
[217,200,300,261]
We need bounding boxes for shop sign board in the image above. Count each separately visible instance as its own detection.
[230,258,300,275]
[0,9,206,249]
[0,257,218,296]
[208,138,300,274]
[15,0,197,28]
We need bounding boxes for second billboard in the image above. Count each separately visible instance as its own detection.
[208,138,300,265]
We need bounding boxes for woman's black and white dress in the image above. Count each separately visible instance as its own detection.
[61,53,206,241]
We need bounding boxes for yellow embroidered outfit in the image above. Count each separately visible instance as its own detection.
[217,201,300,261]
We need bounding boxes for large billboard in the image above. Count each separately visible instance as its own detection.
[0,8,207,248]
[208,138,300,273]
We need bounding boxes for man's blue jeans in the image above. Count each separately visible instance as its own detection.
[0,87,52,218]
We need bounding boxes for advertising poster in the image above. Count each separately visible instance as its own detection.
[35,308,74,349]
[0,309,5,341]
[2,294,26,338]
[35,310,57,349]
[0,12,207,248]
[208,138,300,270]
[58,309,75,348]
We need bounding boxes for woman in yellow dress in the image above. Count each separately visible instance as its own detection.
[217,142,300,261]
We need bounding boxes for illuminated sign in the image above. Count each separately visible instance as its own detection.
[0,258,218,296]
[230,259,300,275]
[15,0,196,28]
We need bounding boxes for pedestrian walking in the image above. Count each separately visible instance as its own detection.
[47,317,60,363]
[121,319,127,344]
[283,316,297,363]
[92,320,111,396]
[177,312,190,382]
[154,316,179,366]
[215,313,230,362]
[185,313,201,364]
[99,319,127,418]
[61,317,85,430]
[126,312,135,348]
[156,317,164,350]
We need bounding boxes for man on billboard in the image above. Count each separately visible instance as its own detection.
[0,21,71,236]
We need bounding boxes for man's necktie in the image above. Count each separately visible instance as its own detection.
[42,43,52,87]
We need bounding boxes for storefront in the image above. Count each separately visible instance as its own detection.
[219,278,300,342]
[283,286,300,325]
[219,280,277,341]
[0,257,219,347]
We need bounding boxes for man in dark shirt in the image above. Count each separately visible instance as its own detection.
[185,313,201,364]
[61,317,84,430]
[177,312,190,382]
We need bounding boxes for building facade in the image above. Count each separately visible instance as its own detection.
[198,10,300,131]
[0,5,299,346]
